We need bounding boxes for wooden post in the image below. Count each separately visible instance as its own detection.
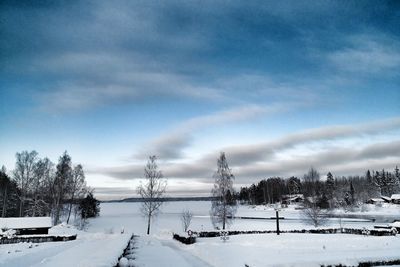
[276,210,280,235]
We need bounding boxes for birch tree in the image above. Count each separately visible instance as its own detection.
[137,156,167,235]
[66,164,86,224]
[13,150,39,216]
[210,152,237,230]
[53,151,73,224]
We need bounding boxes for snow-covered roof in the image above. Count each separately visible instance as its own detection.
[381,196,392,201]
[368,198,384,202]
[0,217,52,230]
[391,194,400,200]
[392,221,400,228]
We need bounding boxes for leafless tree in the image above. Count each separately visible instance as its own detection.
[181,210,193,232]
[137,156,167,235]
[210,152,237,230]
[53,151,73,225]
[302,167,321,197]
[13,150,39,216]
[301,199,329,227]
[66,164,87,224]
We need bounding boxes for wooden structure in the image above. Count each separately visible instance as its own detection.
[0,217,52,235]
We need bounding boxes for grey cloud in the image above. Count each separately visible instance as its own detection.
[328,34,400,74]
[90,165,144,180]
[91,129,400,183]
[233,140,400,179]
[136,104,284,160]
[221,117,400,166]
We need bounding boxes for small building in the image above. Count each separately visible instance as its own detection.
[0,217,52,235]
[391,194,400,204]
[366,198,384,205]
[381,196,392,203]
[392,221,400,231]
[282,194,304,205]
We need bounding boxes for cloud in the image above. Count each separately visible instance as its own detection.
[135,104,287,160]
[91,118,400,184]
[328,34,400,74]
[221,117,400,166]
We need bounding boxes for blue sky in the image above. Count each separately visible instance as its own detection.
[1,1,399,199]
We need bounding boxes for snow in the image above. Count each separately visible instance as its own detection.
[0,223,132,267]
[0,217,51,229]
[1,201,400,267]
[188,233,400,267]
[391,194,400,200]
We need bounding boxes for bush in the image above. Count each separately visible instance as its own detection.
[173,234,196,244]
[193,228,396,238]
[79,192,100,219]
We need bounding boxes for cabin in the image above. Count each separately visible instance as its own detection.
[366,198,384,204]
[381,196,392,203]
[282,194,304,205]
[0,217,52,235]
[392,221,400,231]
[391,194,400,204]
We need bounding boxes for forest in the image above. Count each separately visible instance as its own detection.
[237,166,400,209]
[0,150,99,226]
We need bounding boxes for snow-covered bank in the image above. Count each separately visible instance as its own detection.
[0,223,131,267]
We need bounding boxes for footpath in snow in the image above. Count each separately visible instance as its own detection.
[133,234,213,267]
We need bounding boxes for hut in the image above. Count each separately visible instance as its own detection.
[0,217,52,235]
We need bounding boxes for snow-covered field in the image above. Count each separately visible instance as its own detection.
[1,201,399,267]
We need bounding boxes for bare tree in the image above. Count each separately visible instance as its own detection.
[181,210,193,232]
[301,200,329,227]
[210,152,237,230]
[137,156,167,235]
[27,158,54,217]
[302,167,320,197]
[53,151,73,225]
[13,150,39,216]
[66,164,86,224]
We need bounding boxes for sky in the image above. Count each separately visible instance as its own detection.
[1,1,399,200]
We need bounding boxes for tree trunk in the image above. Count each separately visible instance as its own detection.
[19,197,24,217]
[222,202,226,230]
[67,192,75,224]
[54,195,61,225]
[147,215,151,235]
[2,185,7,217]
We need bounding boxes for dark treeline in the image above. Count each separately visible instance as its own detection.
[0,150,99,226]
[238,166,400,209]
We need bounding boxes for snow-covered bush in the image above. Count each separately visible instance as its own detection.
[3,229,16,239]
[118,257,128,267]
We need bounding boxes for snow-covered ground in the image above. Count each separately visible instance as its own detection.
[1,201,399,267]
[188,233,400,267]
[0,223,132,267]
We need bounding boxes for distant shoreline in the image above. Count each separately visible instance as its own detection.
[101,196,215,203]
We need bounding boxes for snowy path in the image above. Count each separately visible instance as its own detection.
[134,236,215,267]
[160,239,215,267]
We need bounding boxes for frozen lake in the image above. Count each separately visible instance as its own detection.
[87,201,398,235]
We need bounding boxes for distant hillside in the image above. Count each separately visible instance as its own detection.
[102,196,215,203]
